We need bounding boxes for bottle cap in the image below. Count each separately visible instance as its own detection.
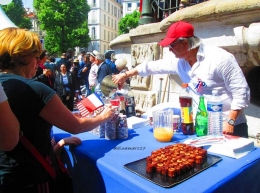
[182,83,188,88]
[212,90,218,94]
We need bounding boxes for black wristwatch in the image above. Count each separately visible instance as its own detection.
[227,118,235,126]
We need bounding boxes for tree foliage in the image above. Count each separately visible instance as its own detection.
[118,10,140,35]
[2,0,32,29]
[34,0,91,54]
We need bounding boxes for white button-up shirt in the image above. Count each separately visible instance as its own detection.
[88,63,99,87]
[136,43,250,125]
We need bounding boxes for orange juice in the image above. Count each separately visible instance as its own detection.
[154,127,173,142]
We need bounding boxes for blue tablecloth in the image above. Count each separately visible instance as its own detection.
[53,125,260,193]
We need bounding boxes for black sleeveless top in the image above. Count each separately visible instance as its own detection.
[0,74,56,187]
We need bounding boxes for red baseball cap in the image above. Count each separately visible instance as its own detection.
[159,21,194,47]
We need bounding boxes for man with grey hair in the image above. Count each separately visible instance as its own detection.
[112,21,250,138]
[96,53,112,84]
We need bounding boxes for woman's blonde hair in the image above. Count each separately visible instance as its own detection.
[0,28,42,70]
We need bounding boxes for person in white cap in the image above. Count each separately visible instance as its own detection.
[88,50,100,92]
[115,57,130,85]
[115,58,128,72]
[112,21,250,138]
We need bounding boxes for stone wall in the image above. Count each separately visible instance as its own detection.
[110,0,260,137]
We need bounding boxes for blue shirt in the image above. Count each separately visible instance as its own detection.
[97,62,112,83]
[105,59,119,74]
[62,74,70,91]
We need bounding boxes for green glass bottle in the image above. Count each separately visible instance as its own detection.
[91,86,95,94]
[195,96,208,137]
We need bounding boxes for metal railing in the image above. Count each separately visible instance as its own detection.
[139,0,208,25]
[151,0,179,21]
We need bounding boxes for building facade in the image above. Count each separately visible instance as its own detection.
[121,0,140,17]
[87,0,123,54]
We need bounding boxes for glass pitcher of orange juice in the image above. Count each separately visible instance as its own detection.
[153,109,174,142]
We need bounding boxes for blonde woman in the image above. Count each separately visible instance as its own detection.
[0,28,114,193]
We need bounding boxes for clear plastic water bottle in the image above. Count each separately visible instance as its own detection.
[207,90,223,136]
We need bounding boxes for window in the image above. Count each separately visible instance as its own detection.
[108,31,110,42]
[91,10,97,23]
[111,5,113,15]
[115,22,117,30]
[127,3,132,11]
[92,27,96,39]
[108,2,110,13]
[137,2,140,9]
[93,0,96,7]
[108,16,110,28]
[104,29,106,40]
[115,33,117,39]
[104,45,106,52]
[114,7,117,17]
[111,19,113,30]
[104,0,106,11]
[104,15,106,25]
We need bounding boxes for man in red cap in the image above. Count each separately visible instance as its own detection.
[112,21,250,138]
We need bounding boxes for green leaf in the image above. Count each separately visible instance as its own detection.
[118,10,140,35]
[34,0,91,54]
[2,0,32,29]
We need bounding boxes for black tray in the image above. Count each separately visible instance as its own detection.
[124,154,222,188]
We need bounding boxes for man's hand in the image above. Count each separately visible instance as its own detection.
[222,121,235,135]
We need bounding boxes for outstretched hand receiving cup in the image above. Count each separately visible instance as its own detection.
[112,73,127,90]
[100,104,115,121]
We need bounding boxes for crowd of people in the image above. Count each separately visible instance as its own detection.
[32,48,128,111]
